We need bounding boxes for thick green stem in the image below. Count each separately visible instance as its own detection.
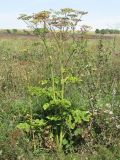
[41,35,56,100]
[61,66,64,100]
[56,127,64,152]
[49,57,56,101]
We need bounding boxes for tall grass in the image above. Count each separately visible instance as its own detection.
[0,35,120,159]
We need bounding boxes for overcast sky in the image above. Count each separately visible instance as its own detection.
[0,0,120,30]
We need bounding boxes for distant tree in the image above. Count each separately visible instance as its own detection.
[33,28,49,35]
[100,29,106,34]
[95,29,100,34]
[6,29,11,34]
[109,29,113,34]
[23,29,31,35]
[12,29,18,34]
[96,28,120,35]
[105,29,109,34]
[115,29,120,34]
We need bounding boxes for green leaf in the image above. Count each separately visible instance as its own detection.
[71,110,82,123]
[48,99,71,109]
[47,116,61,121]
[41,80,48,85]
[62,139,68,145]
[17,123,30,133]
[43,103,50,110]
[71,110,91,123]
[65,76,79,84]
[32,119,46,127]
[74,128,83,136]
[66,115,75,129]
[80,111,91,122]
[60,99,71,108]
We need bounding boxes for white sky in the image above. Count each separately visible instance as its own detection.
[0,0,120,30]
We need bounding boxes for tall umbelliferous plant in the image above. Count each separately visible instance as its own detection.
[17,8,91,152]
[18,8,89,105]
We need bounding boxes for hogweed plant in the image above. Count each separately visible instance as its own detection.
[17,8,92,152]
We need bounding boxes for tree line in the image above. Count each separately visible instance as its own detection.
[95,28,120,34]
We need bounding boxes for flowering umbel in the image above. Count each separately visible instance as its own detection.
[18,8,88,31]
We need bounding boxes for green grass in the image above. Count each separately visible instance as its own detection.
[0,35,120,159]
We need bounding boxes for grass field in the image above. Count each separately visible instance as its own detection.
[0,33,120,160]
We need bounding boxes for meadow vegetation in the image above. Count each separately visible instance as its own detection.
[0,8,120,160]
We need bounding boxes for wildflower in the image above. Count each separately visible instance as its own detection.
[93,109,98,115]
[105,103,111,108]
[109,111,113,115]
[116,125,120,129]
[104,110,113,115]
